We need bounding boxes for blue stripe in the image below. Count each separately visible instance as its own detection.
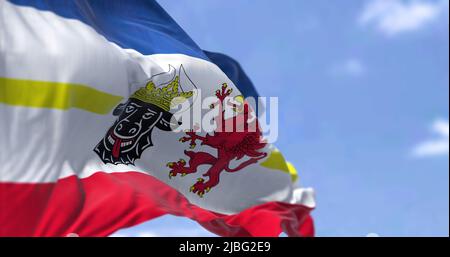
[8,0,206,59]
[8,0,259,98]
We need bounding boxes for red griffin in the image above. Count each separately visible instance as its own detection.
[167,84,267,197]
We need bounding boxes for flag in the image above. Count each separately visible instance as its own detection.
[0,0,315,237]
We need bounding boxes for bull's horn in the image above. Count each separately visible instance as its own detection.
[179,64,197,92]
[150,64,176,87]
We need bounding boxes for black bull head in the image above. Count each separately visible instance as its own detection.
[94,98,179,165]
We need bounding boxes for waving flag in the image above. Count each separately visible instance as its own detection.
[0,0,315,237]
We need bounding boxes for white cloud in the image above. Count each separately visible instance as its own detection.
[331,58,366,77]
[343,59,366,76]
[110,227,214,237]
[359,0,448,36]
[412,119,449,157]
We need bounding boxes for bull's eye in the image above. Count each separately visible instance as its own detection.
[125,105,135,113]
[142,112,154,120]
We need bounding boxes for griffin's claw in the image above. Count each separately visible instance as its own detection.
[179,159,186,165]
[205,187,211,193]
[190,186,195,192]
[181,173,186,177]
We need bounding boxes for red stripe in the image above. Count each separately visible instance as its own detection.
[0,172,313,237]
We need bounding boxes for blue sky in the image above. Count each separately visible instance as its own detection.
[116,0,449,237]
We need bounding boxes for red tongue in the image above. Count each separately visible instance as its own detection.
[112,138,122,159]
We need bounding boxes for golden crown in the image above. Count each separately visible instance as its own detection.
[130,76,193,111]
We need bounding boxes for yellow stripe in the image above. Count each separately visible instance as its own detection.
[260,150,299,182]
[0,77,123,115]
